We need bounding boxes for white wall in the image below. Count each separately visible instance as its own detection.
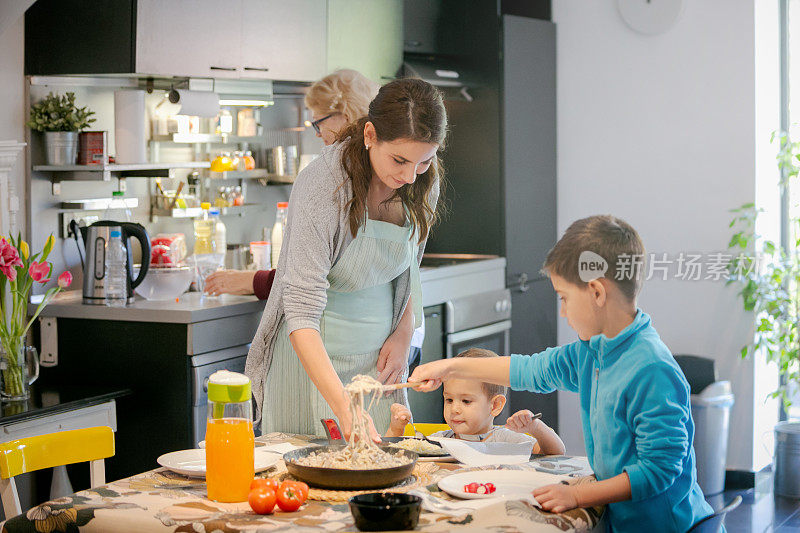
[552,1,778,472]
[0,9,26,237]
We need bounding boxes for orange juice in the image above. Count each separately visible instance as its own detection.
[205,417,254,502]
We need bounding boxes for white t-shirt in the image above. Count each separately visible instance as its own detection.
[430,427,536,445]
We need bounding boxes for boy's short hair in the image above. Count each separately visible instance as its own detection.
[455,348,507,398]
[542,215,645,301]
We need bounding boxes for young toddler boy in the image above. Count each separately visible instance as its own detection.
[387,348,565,455]
[408,215,714,532]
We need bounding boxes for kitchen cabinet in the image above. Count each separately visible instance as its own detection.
[327,0,403,83]
[138,0,326,81]
[135,0,244,79]
[241,0,327,82]
[26,0,327,82]
[36,294,266,481]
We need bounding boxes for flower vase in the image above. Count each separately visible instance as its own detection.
[0,337,38,402]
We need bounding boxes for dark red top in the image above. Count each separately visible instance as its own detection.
[252,269,276,300]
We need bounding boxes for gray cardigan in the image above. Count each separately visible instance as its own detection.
[245,141,439,422]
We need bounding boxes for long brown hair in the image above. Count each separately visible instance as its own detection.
[338,78,447,243]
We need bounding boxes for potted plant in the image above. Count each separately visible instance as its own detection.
[26,92,96,165]
[728,132,800,498]
[0,234,72,401]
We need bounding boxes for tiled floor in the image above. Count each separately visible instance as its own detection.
[709,483,800,532]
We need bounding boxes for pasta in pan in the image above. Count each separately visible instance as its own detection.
[296,375,413,469]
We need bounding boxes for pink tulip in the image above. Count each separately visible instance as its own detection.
[28,261,51,283]
[0,238,23,282]
[57,271,73,288]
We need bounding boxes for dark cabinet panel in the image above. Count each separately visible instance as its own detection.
[502,16,557,275]
[25,0,136,75]
[41,319,191,482]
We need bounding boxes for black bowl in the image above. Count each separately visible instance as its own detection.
[349,493,422,531]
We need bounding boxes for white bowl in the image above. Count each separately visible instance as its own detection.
[133,265,193,300]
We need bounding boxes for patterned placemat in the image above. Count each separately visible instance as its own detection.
[276,462,440,502]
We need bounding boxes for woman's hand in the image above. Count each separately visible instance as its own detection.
[387,403,412,437]
[336,404,382,444]
[376,329,411,386]
[204,270,257,296]
[533,483,579,513]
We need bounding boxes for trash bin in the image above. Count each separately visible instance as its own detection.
[674,355,735,496]
[690,381,735,495]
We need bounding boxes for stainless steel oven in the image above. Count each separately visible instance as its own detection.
[445,288,511,358]
[191,348,248,446]
[408,288,512,424]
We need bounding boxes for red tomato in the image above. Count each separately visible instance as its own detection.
[248,487,276,515]
[250,478,280,492]
[285,480,309,502]
[276,482,304,512]
[464,482,480,494]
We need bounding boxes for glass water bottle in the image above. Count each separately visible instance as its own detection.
[205,370,254,503]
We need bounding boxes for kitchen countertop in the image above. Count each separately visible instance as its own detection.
[34,256,506,322]
[36,291,266,324]
[0,386,130,426]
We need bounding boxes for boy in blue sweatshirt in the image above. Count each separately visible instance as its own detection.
[409,215,714,532]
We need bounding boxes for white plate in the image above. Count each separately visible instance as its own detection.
[438,469,569,499]
[157,449,280,478]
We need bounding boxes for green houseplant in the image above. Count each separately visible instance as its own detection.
[728,132,800,498]
[27,92,96,165]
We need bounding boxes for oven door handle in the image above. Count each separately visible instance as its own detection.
[446,320,512,348]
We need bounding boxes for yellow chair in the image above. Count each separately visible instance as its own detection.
[0,426,115,518]
[403,423,449,436]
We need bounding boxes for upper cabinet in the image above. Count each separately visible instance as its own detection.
[241,0,327,82]
[135,0,244,79]
[26,0,328,82]
[136,0,326,81]
[327,0,403,83]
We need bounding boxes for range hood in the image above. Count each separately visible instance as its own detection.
[399,55,475,102]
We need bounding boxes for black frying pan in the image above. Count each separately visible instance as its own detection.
[283,445,418,490]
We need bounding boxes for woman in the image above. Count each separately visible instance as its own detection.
[205,69,378,297]
[246,78,447,441]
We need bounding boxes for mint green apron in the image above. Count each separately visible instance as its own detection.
[263,215,422,436]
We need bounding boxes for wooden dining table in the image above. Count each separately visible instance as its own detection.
[0,432,604,532]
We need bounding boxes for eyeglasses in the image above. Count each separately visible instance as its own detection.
[305,113,335,134]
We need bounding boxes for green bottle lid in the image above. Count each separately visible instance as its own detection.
[207,370,251,403]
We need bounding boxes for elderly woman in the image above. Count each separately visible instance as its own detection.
[246,78,447,440]
[205,70,378,297]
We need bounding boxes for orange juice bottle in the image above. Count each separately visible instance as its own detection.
[205,370,254,503]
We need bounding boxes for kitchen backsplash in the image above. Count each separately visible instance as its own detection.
[28,78,318,295]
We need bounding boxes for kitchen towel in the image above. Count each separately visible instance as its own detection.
[433,437,534,467]
[169,89,220,118]
[114,90,147,164]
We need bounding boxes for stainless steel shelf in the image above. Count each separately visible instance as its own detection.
[205,169,294,183]
[151,203,262,219]
[34,162,211,181]
[60,197,139,210]
[150,133,269,144]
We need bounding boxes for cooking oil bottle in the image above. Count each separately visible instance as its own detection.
[193,202,216,254]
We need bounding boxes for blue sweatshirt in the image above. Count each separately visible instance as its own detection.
[510,310,713,532]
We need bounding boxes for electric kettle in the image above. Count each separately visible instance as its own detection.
[69,220,151,305]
